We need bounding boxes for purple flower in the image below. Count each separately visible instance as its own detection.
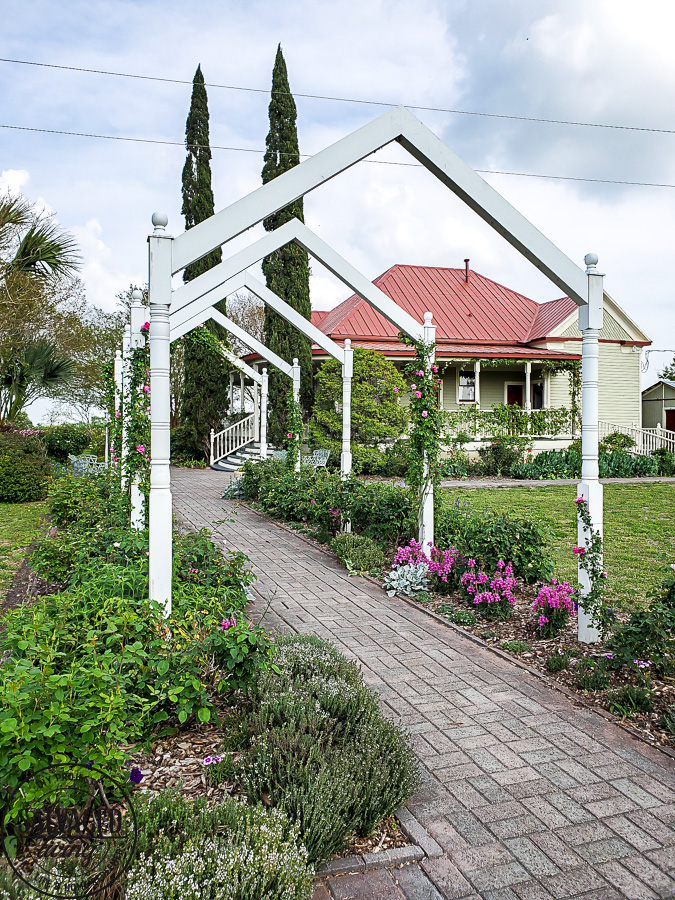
[129,768,144,784]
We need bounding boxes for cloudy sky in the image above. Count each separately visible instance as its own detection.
[3,0,675,401]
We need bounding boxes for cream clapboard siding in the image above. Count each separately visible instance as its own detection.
[598,344,642,427]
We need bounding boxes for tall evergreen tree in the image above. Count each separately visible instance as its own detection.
[262,45,313,444]
[179,65,229,458]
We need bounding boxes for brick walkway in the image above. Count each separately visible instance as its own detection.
[173,468,675,900]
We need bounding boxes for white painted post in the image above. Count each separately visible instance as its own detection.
[148,213,173,616]
[254,365,260,442]
[113,348,122,470]
[291,358,301,473]
[420,312,436,554]
[577,253,604,644]
[229,372,234,411]
[130,289,145,530]
[474,359,481,410]
[121,325,130,490]
[260,368,268,459]
[341,339,353,478]
[239,372,245,413]
[525,361,532,411]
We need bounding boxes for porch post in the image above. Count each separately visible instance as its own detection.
[239,372,245,413]
[420,312,436,554]
[577,253,604,644]
[148,213,173,617]
[524,361,532,411]
[254,365,260,442]
[130,289,145,530]
[229,372,234,410]
[260,368,268,459]
[121,324,130,491]
[474,360,481,409]
[341,339,353,479]
[292,357,301,473]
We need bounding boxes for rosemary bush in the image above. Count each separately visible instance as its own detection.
[331,533,385,572]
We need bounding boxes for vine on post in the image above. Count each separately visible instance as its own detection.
[574,496,612,635]
[400,333,443,507]
[284,390,303,470]
[102,361,122,477]
[124,321,151,508]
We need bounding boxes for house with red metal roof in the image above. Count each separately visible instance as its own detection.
[308,262,649,436]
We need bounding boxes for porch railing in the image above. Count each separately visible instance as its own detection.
[210,414,255,465]
[443,405,578,440]
[599,421,675,456]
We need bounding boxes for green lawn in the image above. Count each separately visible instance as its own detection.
[441,483,675,607]
[0,501,47,600]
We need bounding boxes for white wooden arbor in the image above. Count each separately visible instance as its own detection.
[148,105,604,643]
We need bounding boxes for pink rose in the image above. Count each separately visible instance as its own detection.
[421,410,428,417]
[136,445,145,453]
[393,387,399,393]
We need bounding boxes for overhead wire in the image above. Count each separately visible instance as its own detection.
[2,123,675,189]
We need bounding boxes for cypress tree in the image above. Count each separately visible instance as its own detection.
[262,45,313,445]
[179,65,230,458]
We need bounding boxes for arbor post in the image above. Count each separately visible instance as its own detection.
[148,213,173,616]
[121,325,130,491]
[254,365,260,441]
[113,348,122,470]
[292,357,301,472]
[260,368,268,459]
[239,372,245,413]
[577,253,604,644]
[229,372,234,410]
[341,338,353,479]
[130,289,146,530]
[420,312,436,554]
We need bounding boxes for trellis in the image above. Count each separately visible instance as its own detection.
[142,105,605,643]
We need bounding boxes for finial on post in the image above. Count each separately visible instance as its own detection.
[131,288,143,306]
[151,212,168,235]
[344,338,351,349]
[424,311,433,325]
[584,253,599,274]
[293,357,299,366]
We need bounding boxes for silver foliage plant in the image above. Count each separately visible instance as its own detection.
[382,562,429,597]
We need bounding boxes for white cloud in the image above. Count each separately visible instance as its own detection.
[0,169,30,194]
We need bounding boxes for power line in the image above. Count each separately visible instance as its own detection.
[2,56,675,137]
[3,122,675,189]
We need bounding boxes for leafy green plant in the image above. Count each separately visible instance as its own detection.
[42,423,91,461]
[599,431,635,452]
[545,650,571,672]
[501,640,531,654]
[477,435,530,476]
[576,660,610,691]
[437,606,476,626]
[331,533,385,572]
[607,685,653,717]
[607,565,675,674]
[0,430,51,503]
[661,706,675,738]
[382,563,429,597]
[652,447,675,477]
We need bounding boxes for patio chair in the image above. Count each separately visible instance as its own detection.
[303,449,330,469]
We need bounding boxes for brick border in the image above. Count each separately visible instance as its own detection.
[242,501,675,765]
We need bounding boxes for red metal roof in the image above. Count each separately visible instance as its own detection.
[315,265,575,346]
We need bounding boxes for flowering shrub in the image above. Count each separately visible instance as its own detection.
[459,559,517,619]
[390,539,464,593]
[533,578,577,637]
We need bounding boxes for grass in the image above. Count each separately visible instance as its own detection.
[0,502,47,600]
[441,483,675,607]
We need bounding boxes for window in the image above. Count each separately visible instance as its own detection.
[458,370,476,402]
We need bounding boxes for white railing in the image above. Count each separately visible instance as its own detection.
[599,421,675,456]
[210,414,255,465]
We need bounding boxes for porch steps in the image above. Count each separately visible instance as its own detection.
[210,441,277,472]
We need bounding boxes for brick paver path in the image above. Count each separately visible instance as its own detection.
[174,469,675,900]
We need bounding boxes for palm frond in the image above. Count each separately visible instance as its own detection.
[9,219,80,279]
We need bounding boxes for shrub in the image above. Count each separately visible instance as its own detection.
[511,447,658,480]
[545,650,571,672]
[42,423,91,461]
[438,606,477,626]
[608,566,675,674]
[436,498,553,583]
[459,560,517,620]
[652,447,675,477]
[391,539,465,592]
[576,661,610,691]
[599,451,657,478]
[331,533,385,572]
[123,791,313,900]
[501,640,531,654]
[0,430,51,502]
[607,685,653,717]
[439,449,472,478]
[533,579,577,637]
[476,435,529,476]
[599,431,635,452]
[239,634,419,865]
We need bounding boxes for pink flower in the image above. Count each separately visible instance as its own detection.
[574,497,585,504]
[414,391,422,399]
[310,499,316,505]
[143,385,150,393]
[287,432,293,438]
[432,366,438,373]
[410,384,416,390]
[572,547,585,555]
[393,387,399,393]
[136,445,145,453]
[115,412,121,418]
[421,410,428,417]
[142,321,150,331]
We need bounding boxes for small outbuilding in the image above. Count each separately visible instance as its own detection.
[642,379,675,432]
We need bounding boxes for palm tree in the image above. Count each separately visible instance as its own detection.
[0,192,80,424]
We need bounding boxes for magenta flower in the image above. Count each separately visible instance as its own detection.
[136,445,145,453]
[574,497,585,504]
[115,411,121,418]
[421,410,428,417]
[141,321,150,331]
[287,432,293,438]
[572,547,585,555]
[414,391,422,399]
[432,365,438,373]
[393,387,399,393]
[143,385,150,394]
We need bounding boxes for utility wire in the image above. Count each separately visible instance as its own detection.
[2,122,675,189]
[642,349,675,372]
[2,56,675,136]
